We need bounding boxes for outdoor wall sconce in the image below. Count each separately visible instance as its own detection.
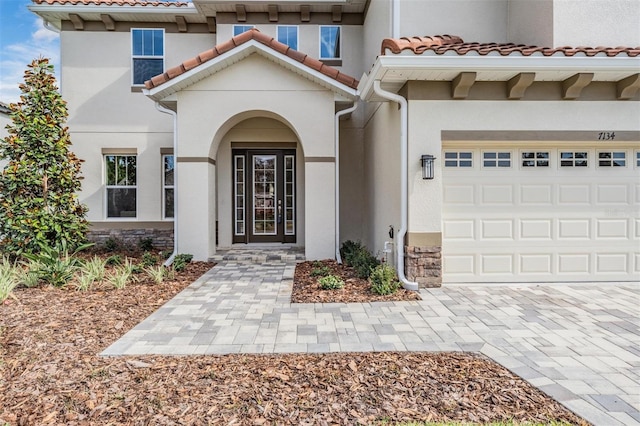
[421,154,436,180]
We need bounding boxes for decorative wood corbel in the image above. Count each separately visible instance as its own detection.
[616,74,640,100]
[507,72,535,99]
[100,14,115,31]
[300,5,311,22]
[206,17,217,33]
[176,16,188,32]
[69,13,84,30]
[236,4,247,22]
[452,72,476,99]
[268,4,278,22]
[562,73,593,100]
[332,5,342,22]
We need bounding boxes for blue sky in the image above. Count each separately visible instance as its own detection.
[0,0,60,103]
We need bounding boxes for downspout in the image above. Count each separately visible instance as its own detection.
[334,102,358,263]
[391,0,400,39]
[155,102,178,267]
[372,81,419,291]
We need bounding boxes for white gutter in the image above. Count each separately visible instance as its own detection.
[155,103,178,267]
[334,101,358,263]
[42,19,60,33]
[372,81,418,291]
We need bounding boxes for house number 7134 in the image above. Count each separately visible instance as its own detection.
[598,132,616,140]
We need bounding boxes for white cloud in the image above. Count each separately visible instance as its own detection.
[0,18,60,103]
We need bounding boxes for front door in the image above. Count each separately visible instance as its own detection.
[232,149,296,243]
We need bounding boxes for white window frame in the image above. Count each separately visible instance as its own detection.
[560,151,589,168]
[104,154,138,220]
[444,151,473,168]
[233,25,255,36]
[277,25,299,50]
[482,151,512,168]
[520,150,550,168]
[131,28,165,86]
[597,150,626,168]
[319,25,341,60]
[162,154,174,220]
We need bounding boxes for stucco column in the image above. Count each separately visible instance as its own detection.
[176,160,216,261]
[304,161,335,260]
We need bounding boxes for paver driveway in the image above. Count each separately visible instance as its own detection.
[102,259,640,425]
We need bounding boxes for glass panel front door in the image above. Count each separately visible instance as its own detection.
[232,149,296,243]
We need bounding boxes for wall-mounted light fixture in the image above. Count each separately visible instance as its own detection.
[421,154,436,180]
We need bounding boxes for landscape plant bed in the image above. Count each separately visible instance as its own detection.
[292,259,422,303]
[0,259,585,425]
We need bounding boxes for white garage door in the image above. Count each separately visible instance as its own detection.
[442,144,640,283]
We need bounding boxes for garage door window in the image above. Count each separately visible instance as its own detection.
[598,151,626,167]
[560,151,588,167]
[483,152,511,168]
[521,151,549,168]
[444,152,473,167]
[636,151,640,167]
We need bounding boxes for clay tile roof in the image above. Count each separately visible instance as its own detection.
[381,35,640,57]
[145,28,359,90]
[32,0,189,6]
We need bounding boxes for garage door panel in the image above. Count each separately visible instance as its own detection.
[596,219,628,239]
[442,145,638,283]
[597,185,628,204]
[558,219,591,239]
[520,219,552,239]
[520,184,552,204]
[481,185,513,204]
[481,220,513,239]
[559,184,591,204]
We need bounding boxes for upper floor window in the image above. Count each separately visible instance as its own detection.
[233,25,254,36]
[319,26,341,59]
[132,29,164,85]
[277,26,298,50]
[105,155,137,218]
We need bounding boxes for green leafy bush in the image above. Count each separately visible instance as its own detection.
[75,273,94,292]
[369,264,400,295]
[0,58,89,256]
[104,237,120,252]
[14,265,41,288]
[23,241,89,287]
[0,257,19,303]
[160,250,173,260]
[105,254,122,266]
[108,261,134,289]
[340,240,366,266]
[318,274,344,290]
[351,249,380,279]
[81,255,106,282]
[145,265,167,284]
[172,253,193,272]
[140,252,158,267]
[138,237,154,252]
[310,265,331,277]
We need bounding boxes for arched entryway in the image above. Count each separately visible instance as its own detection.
[212,113,305,249]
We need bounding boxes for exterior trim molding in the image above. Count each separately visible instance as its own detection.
[305,156,335,162]
[177,156,216,165]
[407,232,442,247]
[89,221,174,230]
[442,130,640,142]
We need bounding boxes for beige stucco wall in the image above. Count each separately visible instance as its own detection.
[174,53,337,260]
[399,0,509,43]
[553,0,640,46]
[507,0,553,46]
[363,0,391,74]
[406,99,640,233]
[339,121,364,244]
[363,102,401,257]
[60,29,215,223]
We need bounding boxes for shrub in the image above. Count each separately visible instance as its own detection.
[318,274,344,290]
[23,241,88,287]
[369,264,400,295]
[81,255,106,282]
[105,254,122,266]
[0,257,19,303]
[75,273,94,292]
[310,265,331,277]
[138,237,154,252]
[340,240,365,266]
[0,58,89,256]
[108,262,133,289]
[160,250,172,260]
[145,265,167,284]
[173,253,193,272]
[14,264,41,288]
[140,252,158,267]
[351,249,380,279]
[104,237,120,252]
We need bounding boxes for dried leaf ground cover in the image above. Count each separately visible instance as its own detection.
[292,259,422,303]
[1,259,586,425]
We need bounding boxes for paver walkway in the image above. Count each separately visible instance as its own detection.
[102,257,640,426]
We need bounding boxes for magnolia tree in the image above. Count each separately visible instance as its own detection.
[0,58,88,255]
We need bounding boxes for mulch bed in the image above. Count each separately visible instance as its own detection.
[0,257,587,425]
[292,259,422,303]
